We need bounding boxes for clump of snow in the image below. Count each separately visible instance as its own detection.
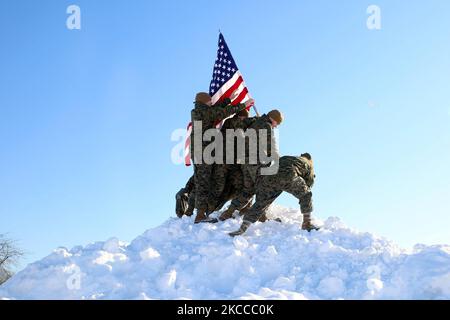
[318,276,346,298]
[0,206,449,300]
[140,247,161,260]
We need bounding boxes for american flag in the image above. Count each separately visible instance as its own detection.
[184,33,252,166]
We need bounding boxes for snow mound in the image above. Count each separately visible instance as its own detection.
[1,205,449,300]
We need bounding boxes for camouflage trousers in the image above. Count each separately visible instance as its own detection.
[188,164,244,213]
[210,164,229,205]
[229,164,259,211]
[193,164,213,211]
[210,165,244,212]
[244,172,313,224]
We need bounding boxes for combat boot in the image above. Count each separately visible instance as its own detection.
[229,220,252,237]
[194,209,208,224]
[301,214,320,232]
[238,201,252,216]
[219,207,235,221]
[258,214,268,222]
[255,214,281,223]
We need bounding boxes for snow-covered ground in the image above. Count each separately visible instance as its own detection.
[1,205,450,300]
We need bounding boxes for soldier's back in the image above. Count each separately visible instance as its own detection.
[279,156,315,187]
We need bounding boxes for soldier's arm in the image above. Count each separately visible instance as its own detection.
[242,117,255,129]
[214,98,232,109]
[207,99,246,122]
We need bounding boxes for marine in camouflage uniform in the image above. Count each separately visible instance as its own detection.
[190,92,250,223]
[209,109,252,211]
[176,165,271,224]
[219,110,283,221]
[229,153,320,237]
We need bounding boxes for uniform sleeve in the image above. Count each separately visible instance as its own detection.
[206,100,246,123]
[242,117,254,129]
[215,98,232,108]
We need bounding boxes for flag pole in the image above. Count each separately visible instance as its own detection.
[252,104,261,117]
[247,93,260,117]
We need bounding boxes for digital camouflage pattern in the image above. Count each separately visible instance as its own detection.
[211,165,245,213]
[190,98,246,210]
[243,155,315,224]
[190,98,247,162]
[210,114,255,207]
[226,114,276,212]
[193,164,213,211]
[245,114,274,164]
[177,165,245,216]
[227,164,258,211]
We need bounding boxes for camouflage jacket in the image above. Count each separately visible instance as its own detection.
[246,114,274,165]
[278,156,315,188]
[221,114,250,132]
[221,114,256,164]
[190,98,246,161]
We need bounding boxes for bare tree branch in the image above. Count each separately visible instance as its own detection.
[0,234,24,285]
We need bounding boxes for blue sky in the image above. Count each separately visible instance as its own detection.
[1,0,449,270]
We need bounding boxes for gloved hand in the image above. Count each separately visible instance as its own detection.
[245,98,255,108]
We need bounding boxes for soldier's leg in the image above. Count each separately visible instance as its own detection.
[225,165,244,202]
[194,164,213,222]
[229,186,281,237]
[209,164,228,212]
[238,196,268,222]
[228,165,257,211]
[238,197,254,216]
[185,192,195,216]
[220,165,255,220]
[243,189,282,224]
[210,171,236,214]
[284,176,318,231]
[210,166,241,220]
